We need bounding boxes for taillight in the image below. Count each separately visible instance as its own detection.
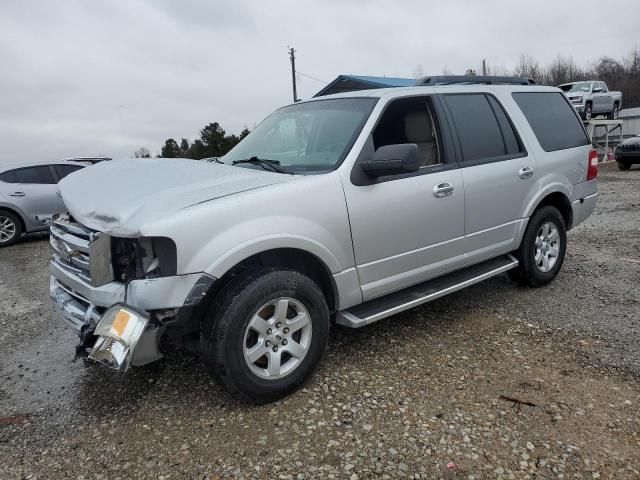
[587,149,598,181]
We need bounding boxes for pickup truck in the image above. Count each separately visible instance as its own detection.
[50,78,598,403]
[559,80,622,121]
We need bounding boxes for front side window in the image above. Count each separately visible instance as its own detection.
[443,93,522,163]
[512,92,590,152]
[372,96,442,167]
[221,98,376,173]
[0,166,55,184]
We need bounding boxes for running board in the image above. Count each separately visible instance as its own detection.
[336,255,518,328]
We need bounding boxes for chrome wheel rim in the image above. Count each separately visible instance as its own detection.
[243,297,312,380]
[0,216,16,243]
[585,107,592,120]
[534,221,560,273]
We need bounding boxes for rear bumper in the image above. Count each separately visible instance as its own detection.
[571,192,597,228]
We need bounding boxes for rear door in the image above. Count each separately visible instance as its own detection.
[440,92,535,263]
[0,165,62,227]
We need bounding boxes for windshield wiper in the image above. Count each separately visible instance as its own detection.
[232,156,293,174]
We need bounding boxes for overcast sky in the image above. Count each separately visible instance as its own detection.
[1,0,638,163]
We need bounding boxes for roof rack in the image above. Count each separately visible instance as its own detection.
[416,75,536,86]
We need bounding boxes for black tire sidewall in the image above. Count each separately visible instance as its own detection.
[518,206,567,287]
[0,211,22,247]
[617,161,631,171]
[203,268,329,403]
[585,103,592,120]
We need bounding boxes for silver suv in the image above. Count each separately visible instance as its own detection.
[50,79,598,403]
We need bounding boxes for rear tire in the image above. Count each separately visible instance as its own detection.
[0,211,22,247]
[200,268,330,404]
[608,103,619,120]
[583,103,592,121]
[508,206,567,287]
[617,161,631,171]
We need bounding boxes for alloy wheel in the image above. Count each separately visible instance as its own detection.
[0,215,17,243]
[534,221,560,273]
[243,297,312,380]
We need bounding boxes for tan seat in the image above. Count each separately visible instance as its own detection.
[404,111,438,166]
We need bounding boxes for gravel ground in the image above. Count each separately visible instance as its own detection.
[1,164,639,479]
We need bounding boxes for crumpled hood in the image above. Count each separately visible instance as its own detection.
[59,158,294,233]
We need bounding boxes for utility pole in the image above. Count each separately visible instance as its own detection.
[482,58,487,76]
[288,47,298,102]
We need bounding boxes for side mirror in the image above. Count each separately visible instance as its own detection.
[593,87,603,93]
[360,144,419,177]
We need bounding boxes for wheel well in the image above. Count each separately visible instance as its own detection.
[207,248,337,312]
[534,193,573,229]
[0,207,26,232]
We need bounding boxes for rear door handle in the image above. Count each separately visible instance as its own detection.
[433,182,454,198]
[9,192,26,197]
[518,167,534,179]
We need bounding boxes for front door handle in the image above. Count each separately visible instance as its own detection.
[433,182,454,198]
[518,167,534,179]
[9,192,26,197]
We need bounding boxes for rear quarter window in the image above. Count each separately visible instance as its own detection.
[512,92,590,152]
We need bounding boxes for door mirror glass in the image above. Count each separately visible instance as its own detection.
[361,144,419,177]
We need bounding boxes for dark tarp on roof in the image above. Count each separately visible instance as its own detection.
[314,75,414,97]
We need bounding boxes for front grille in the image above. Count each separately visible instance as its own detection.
[50,216,95,283]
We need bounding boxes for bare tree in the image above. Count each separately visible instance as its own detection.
[514,54,543,83]
[133,147,151,158]
[412,64,424,80]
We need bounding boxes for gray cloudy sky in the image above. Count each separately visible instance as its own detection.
[1,0,638,163]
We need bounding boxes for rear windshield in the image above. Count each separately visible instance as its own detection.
[559,82,591,93]
[512,92,590,152]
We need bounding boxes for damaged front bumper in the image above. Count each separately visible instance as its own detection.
[50,263,214,370]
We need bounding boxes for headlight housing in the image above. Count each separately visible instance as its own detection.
[88,304,149,371]
[111,236,177,283]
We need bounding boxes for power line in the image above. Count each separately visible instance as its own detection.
[296,71,329,84]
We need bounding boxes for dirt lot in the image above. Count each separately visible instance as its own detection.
[1,164,639,479]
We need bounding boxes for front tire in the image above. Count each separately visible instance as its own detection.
[509,206,567,287]
[0,211,22,247]
[200,268,330,404]
[617,161,631,171]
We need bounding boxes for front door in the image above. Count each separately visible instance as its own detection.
[341,95,466,301]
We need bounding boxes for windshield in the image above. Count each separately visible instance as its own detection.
[560,82,591,93]
[221,98,377,173]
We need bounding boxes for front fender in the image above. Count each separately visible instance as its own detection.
[202,233,343,279]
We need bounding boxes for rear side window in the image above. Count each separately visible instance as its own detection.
[54,164,83,181]
[512,92,590,152]
[443,93,523,163]
[0,166,55,184]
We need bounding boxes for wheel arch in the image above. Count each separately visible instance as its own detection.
[205,247,339,313]
[516,188,573,250]
[526,190,573,230]
[0,206,26,232]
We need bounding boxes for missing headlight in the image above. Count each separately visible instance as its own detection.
[111,237,177,282]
